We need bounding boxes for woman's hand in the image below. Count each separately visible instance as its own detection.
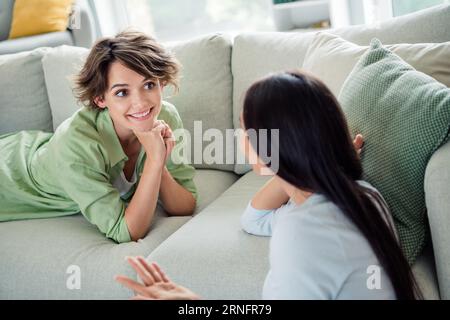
[133,123,167,166]
[115,256,200,300]
[353,134,364,156]
[156,120,176,163]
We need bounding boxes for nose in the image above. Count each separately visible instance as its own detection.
[130,91,147,110]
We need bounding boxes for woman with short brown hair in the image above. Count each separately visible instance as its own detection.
[0,31,197,242]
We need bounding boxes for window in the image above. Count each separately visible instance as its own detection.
[126,0,275,42]
[392,0,448,16]
[343,0,448,27]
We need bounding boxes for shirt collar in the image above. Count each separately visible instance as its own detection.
[97,109,128,168]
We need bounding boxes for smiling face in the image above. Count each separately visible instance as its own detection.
[94,61,163,141]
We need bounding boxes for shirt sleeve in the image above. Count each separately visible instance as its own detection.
[159,102,198,201]
[240,201,276,237]
[57,161,131,243]
[263,215,347,300]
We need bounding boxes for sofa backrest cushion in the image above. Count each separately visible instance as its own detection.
[232,4,450,174]
[303,32,450,97]
[0,47,53,135]
[0,0,14,41]
[334,4,450,45]
[164,34,234,171]
[232,31,316,174]
[41,45,88,131]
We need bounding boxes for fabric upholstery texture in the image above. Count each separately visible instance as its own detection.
[339,39,450,264]
[0,48,53,135]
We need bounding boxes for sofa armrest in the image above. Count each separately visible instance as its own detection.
[424,139,450,299]
[69,0,97,48]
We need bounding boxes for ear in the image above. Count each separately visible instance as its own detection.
[93,96,107,109]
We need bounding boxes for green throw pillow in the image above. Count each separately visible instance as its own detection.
[339,39,450,264]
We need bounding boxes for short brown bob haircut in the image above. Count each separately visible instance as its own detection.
[74,30,180,110]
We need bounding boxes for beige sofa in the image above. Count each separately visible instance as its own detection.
[0,4,449,299]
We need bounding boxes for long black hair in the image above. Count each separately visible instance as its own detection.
[242,70,421,300]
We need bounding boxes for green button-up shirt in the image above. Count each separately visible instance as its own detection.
[0,101,197,243]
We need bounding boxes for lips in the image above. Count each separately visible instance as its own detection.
[127,107,153,121]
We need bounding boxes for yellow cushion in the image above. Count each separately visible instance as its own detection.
[8,0,74,39]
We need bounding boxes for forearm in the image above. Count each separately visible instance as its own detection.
[125,160,163,241]
[251,177,289,210]
[159,167,196,216]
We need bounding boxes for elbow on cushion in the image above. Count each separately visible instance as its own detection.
[106,217,133,243]
[241,214,257,235]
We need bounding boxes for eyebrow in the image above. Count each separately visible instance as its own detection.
[110,78,153,91]
[110,83,128,91]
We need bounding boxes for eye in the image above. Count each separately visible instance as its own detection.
[115,89,127,97]
[144,81,156,90]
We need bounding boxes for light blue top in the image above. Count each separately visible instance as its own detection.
[241,180,397,300]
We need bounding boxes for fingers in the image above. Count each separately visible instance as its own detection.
[131,294,154,300]
[155,120,174,139]
[151,262,171,283]
[353,134,364,149]
[152,123,166,133]
[164,138,175,160]
[353,134,365,156]
[136,256,163,283]
[126,256,155,286]
[153,119,163,128]
[159,120,168,136]
[163,125,173,140]
[115,275,148,296]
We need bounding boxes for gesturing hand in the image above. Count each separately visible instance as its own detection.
[115,256,200,300]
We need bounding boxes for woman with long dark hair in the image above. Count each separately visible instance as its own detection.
[116,71,421,300]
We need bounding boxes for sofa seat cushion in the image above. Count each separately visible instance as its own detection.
[412,242,440,300]
[146,171,440,299]
[194,169,239,213]
[146,171,271,299]
[0,31,73,55]
[425,140,450,299]
[0,169,237,299]
[0,207,188,299]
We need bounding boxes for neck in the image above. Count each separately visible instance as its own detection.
[287,187,313,206]
[119,134,138,149]
[111,119,139,150]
